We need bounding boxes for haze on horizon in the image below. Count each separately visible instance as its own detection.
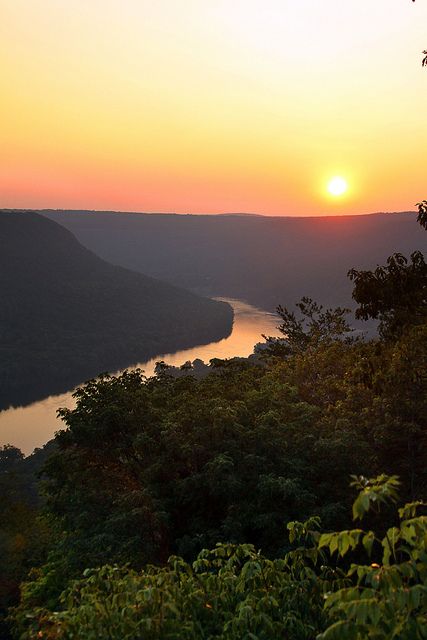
[1,0,426,216]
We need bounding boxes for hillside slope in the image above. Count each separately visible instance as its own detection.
[0,211,233,408]
[39,209,426,312]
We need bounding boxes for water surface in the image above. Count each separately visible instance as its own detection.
[0,299,280,454]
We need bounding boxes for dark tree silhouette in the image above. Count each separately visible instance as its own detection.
[417,200,427,230]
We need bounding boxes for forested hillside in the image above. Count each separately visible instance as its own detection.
[38,209,426,315]
[1,204,426,638]
[2,0,427,637]
[0,211,232,408]
[0,206,426,639]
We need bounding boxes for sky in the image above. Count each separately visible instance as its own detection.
[1,0,426,216]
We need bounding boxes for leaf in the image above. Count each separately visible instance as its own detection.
[317,619,357,640]
[362,532,375,557]
[398,501,426,520]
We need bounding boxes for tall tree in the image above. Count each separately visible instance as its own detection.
[349,201,427,339]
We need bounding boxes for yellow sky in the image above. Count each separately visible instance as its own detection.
[1,0,426,215]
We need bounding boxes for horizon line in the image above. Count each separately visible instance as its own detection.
[0,207,417,220]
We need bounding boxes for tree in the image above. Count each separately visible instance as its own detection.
[18,348,381,617]
[318,475,427,639]
[417,200,427,230]
[263,297,353,356]
[348,251,427,339]
[0,445,51,637]
[12,475,427,640]
[40,367,322,572]
[348,201,427,339]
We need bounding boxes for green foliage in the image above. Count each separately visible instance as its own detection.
[364,324,427,499]
[318,476,427,640]
[13,541,327,640]
[0,445,53,637]
[3,203,427,637]
[348,197,427,340]
[39,365,328,573]
[13,475,427,640]
[349,251,427,339]
[7,301,426,628]
[350,474,400,520]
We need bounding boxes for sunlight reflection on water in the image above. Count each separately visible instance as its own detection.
[0,298,280,455]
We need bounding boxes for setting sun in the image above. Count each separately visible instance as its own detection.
[327,177,348,197]
[1,0,426,215]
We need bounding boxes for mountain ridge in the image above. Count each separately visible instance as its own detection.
[33,209,426,315]
[0,211,233,409]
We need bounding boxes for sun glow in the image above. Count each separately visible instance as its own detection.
[327,177,348,197]
[1,1,427,214]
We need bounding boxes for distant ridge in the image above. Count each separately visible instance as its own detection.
[0,211,233,409]
[3,207,416,219]
[36,209,426,317]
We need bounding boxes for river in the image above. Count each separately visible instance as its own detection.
[0,299,280,455]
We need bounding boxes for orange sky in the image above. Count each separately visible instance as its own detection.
[1,0,426,216]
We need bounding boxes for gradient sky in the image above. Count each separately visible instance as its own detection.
[1,0,426,216]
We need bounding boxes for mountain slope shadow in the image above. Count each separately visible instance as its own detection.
[0,211,233,409]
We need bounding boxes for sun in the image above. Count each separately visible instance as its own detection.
[327,176,348,197]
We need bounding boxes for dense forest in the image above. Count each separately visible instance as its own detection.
[1,204,426,638]
[0,211,233,408]
[38,209,426,318]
